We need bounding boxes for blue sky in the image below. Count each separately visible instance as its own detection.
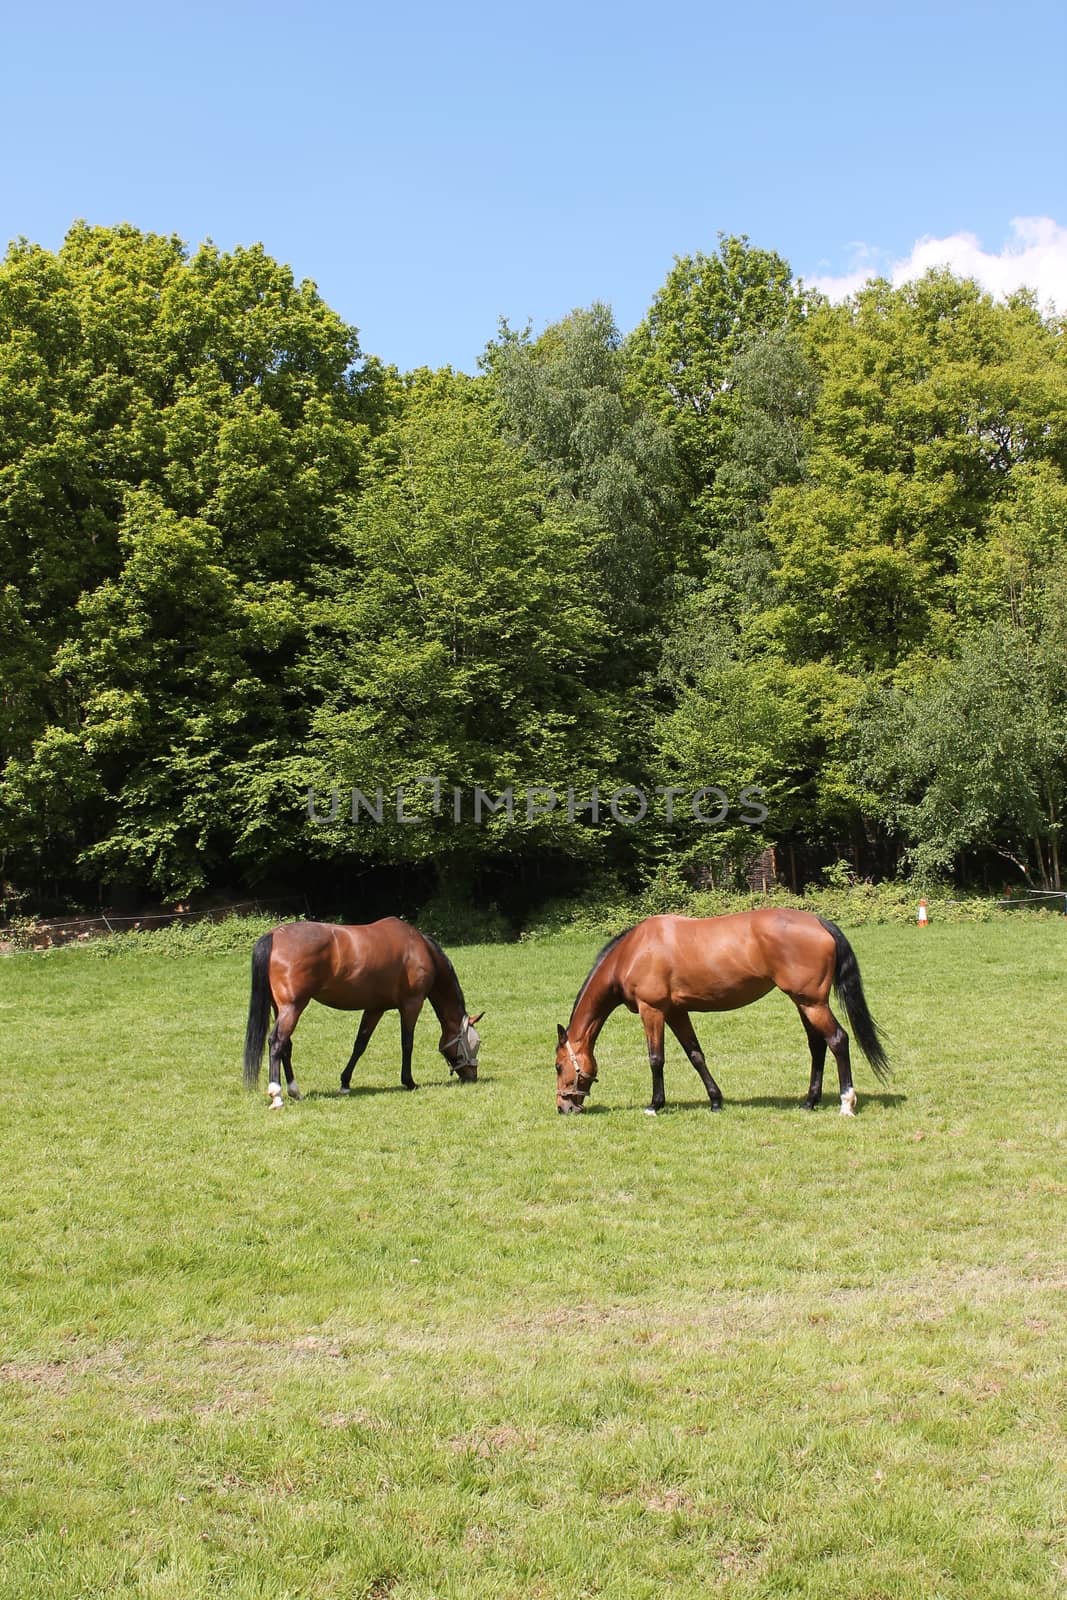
[3,1,1065,372]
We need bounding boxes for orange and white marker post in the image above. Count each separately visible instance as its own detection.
[917,898,929,928]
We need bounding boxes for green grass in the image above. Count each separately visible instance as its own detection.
[2,921,1065,1598]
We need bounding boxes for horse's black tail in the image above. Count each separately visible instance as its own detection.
[243,932,274,1089]
[818,918,891,1082]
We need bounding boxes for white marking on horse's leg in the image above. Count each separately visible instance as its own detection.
[644,1107,658,1117]
[268,1080,284,1110]
[287,1081,302,1100]
[840,1087,857,1117]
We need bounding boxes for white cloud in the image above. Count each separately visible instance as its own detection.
[809,217,1067,313]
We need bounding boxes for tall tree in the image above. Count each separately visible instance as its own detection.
[0,223,379,895]
[295,369,625,885]
[625,234,806,573]
[484,304,679,680]
[761,272,1067,670]
[697,327,819,614]
[651,606,859,879]
[852,614,1067,888]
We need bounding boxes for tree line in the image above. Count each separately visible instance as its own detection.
[2,222,1065,914]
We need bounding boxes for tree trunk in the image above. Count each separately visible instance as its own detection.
[997,848,1033,886]
[1048,792,1062,892]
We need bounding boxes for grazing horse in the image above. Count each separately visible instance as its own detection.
[244,918,483,1108]
[555,908,888,1117]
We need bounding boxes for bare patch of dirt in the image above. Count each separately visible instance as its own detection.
[0,1343,130,1394]
[0,1360,75,1393]
[449,1425,539,1457]
[194,1388,264,1419]
[319,1408,381,1431]
[499,1264,1067,1349]
[642,1488,696,1514]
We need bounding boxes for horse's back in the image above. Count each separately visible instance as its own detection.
[268,918,433,1009]
[615,909,835,1011]
[741,908,836,988]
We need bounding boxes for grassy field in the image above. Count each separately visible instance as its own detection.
[1,918,1065,1598]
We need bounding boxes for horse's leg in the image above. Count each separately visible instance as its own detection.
[666,1010,723,1111]
[268,1001,307,1110]
[281,1036,302,1100]
[638,1002,667,1116]
[399,1000,422,1091]
[797,1009,828,1110]
[339,1008,384,1094]
[797,1001,855,1116]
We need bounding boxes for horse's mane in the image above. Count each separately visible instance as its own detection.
[570,927,633,1021]
[421,931,466,1010]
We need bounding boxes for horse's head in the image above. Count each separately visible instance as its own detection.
[442,1011,483,1082]
[555,1022,596,1113]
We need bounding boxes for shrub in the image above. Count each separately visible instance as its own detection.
[82,914,280,959]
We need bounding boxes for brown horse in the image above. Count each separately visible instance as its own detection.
[555,908,888,1117]
[244,918,483,1108]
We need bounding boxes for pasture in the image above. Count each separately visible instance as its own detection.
[1,919,1065,1598]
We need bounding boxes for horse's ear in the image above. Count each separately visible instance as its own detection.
[469,1011,485,1025]
[556,1023,568,1044]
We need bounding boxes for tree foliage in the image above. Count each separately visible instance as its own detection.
[296,369,625,878]
[853,616,1067,888]
[2,223,1066,907]
[0,223,377,893]
[484,304,679,678]
[625,235,807,567]
[760,274,1067,669]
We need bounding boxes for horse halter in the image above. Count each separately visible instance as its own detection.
[559,1035,596,1107]
[442,1017,480,1075]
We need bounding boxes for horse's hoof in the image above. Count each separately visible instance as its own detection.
[710,1101,723,1113]
[288,1084,302,1101]
[402,1081,418,1091]
[840,1089,857,1117]
[644,1107,658,1117]
[338,1085,350,1096]
[269,1096,284,1111]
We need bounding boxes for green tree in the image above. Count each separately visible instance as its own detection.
[651,606,859,880]
[296,369,625,885]
[761,272,1067,671]
[625,234,806,573]
[2,493,305,893]
[955,459,1067,630]
[484,304,679,678]
[852,616,1067,888]
[698,327,820,614]
[0,223,378,895]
